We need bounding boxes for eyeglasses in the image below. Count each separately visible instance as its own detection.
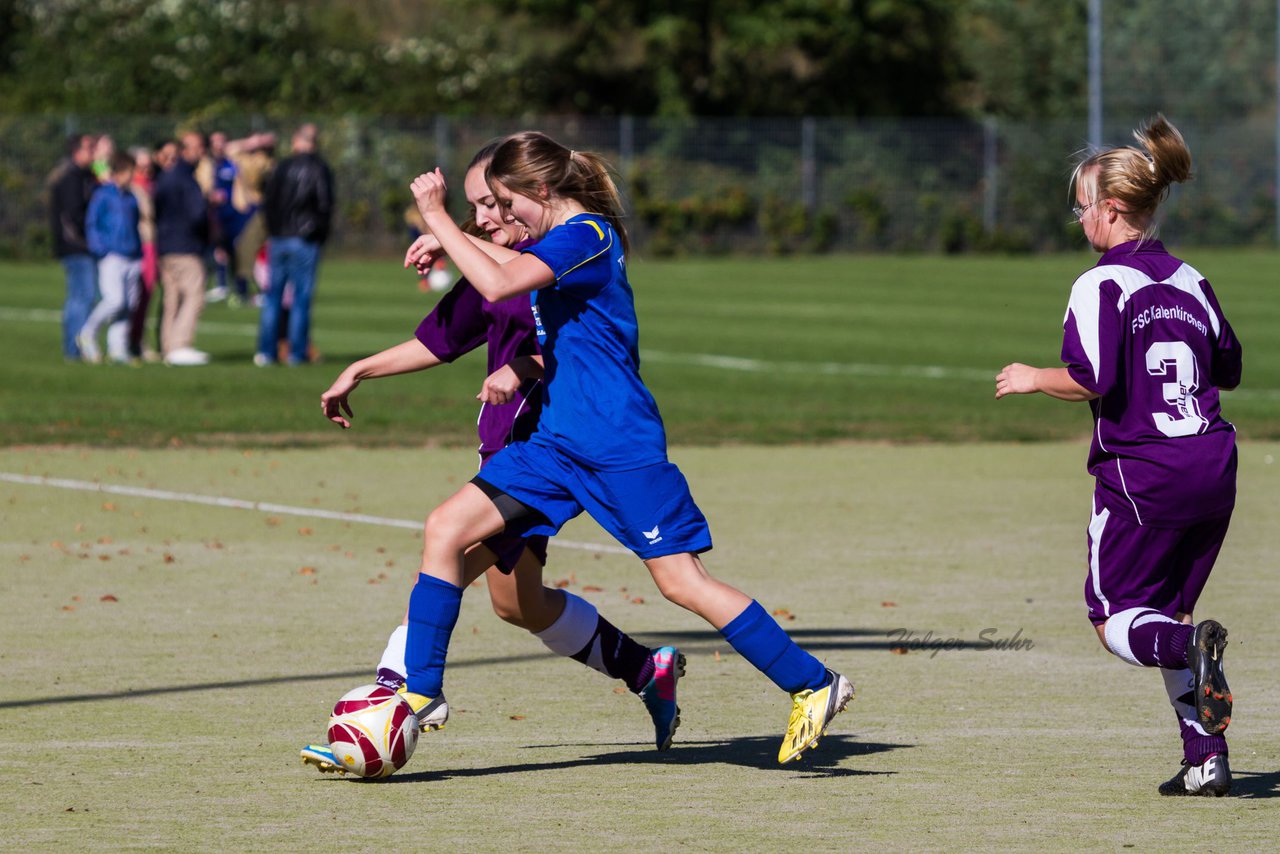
[1072,200,1100,221]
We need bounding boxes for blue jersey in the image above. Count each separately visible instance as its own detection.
[522,214,667,470]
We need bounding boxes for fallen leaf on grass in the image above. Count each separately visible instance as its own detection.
[772,608,795,621]
[100,594,118,603]
[265,517,281,527]
[890,647,909,655]
[101,502,116,512]
[163,554,175,564]
[298,527,313,536]
[298,566,317,576]
[881,601,897,608]
[509,715,525,721]
[714,651,721,662]
[61,605,75,612]
[97,554,110,562]
[630,596,645,604]
[583,585,604,593]
[553,578,571,588]
[97,536,112,545]
[613,686,626,694]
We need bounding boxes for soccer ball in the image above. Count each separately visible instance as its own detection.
[326,684,420,778]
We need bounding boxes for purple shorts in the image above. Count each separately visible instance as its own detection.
[1084,492,1231,625]
[481,530,548,574]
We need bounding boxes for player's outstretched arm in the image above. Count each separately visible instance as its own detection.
[321,340,444,428]
[995,364,1098,402]
[410,169,554,302]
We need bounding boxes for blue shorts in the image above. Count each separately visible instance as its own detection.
[474,441,713,560]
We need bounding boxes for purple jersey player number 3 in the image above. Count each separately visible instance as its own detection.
[996,114,1242,798]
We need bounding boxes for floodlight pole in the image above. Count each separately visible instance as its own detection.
[1089,0,1103,148]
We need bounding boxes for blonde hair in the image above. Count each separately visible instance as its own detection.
[486,131,630,255]
[1072,114,1192,239]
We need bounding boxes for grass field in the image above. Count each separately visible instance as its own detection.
[2,253,1278,849]
[2,442,1278,850]
[1,251,1278,447]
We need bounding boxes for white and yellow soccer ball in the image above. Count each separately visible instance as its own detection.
[326,684,419,778]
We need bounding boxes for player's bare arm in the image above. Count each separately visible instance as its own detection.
[410,169,554,302]
[321,339,443,428]
[477,355,544,406]
[995,364,1098,402]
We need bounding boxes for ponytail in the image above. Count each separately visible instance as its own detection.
[1072,114,1193,232]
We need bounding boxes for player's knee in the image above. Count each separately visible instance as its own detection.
[421,505,470,552]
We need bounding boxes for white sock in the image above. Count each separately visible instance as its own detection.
[376,624,408,679]
[1161,666,1212,737]
[534,591,599,665]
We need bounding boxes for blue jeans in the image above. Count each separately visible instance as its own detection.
[257,236,320,364]
[62,254,98,359]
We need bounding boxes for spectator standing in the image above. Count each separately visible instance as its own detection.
[48,133,99,361]
[79,151,143,365]
[230,133,276,307]
[127,146,161,361]
[257,124,333,366]
[154,132,211,366]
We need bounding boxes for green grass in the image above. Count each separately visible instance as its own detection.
[2,442,1278,849]
[3,251,1278,446]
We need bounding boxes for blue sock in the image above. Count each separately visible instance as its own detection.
[720,600,826,694]
[404,574,463,697]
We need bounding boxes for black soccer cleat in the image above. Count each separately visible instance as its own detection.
[1158,754,1232,797]
[1186,620,1232,735]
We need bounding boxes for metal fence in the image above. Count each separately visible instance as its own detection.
[2,114,1276,258]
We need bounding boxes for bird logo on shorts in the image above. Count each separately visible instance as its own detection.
[643,525,662,545]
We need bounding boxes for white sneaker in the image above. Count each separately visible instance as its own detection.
[205,286,229,303]
[164,347,211,366]
[76,332,101,364]
[253,352,273,367]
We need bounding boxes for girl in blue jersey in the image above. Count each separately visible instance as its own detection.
[302,142,683,772]
[403,131,852,764]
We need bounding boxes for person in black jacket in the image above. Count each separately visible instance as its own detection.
[48,134,99,361]
[256,123,334,366]
[153,131,212,366]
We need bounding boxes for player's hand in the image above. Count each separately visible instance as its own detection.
[410,169,448,220]
[404,233,443,273]
[320,372,360,428]
[477,364,522,405]
[995,363,1039,399]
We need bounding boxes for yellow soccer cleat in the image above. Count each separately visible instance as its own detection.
[778,670,855,764]
[400,692,450,732]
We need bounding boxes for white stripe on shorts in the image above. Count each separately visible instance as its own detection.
[1088,500,1112,618]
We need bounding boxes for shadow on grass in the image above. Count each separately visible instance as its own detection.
[1231,768,1280,799]
[347,734,905,783]
[1,625,913,711]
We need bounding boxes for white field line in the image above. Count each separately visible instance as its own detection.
[5,304,1278,398]
[0,472,632,556]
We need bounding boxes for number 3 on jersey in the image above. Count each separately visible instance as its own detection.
[1146,341,1209,437]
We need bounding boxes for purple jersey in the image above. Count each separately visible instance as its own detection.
[1061,241,1242,527]
[414,240,542,456]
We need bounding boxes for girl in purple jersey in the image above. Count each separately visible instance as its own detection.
[996,115,1242,796]
[300,142,682,773]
